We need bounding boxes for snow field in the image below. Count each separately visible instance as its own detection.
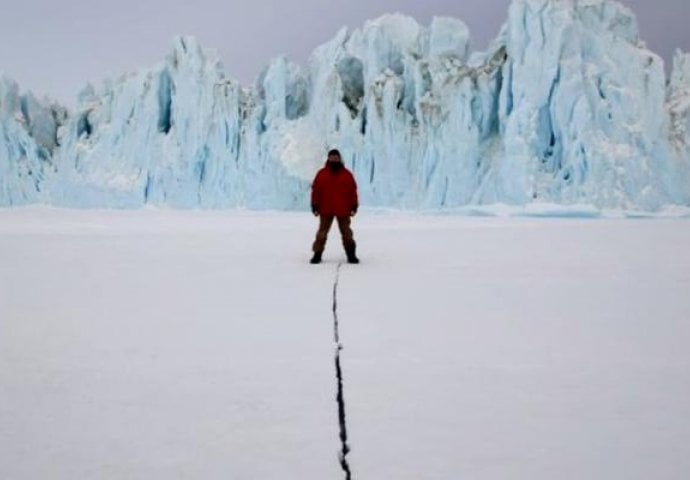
[338,215,690,479]
[1,208,690,479]
[0,210,340,479]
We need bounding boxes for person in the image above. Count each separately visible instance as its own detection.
[310,149,359,264]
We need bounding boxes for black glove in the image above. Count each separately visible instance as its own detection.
[312,205,319,216]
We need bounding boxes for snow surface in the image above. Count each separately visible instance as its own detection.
[1,0,690,210]
[1,208,689,479]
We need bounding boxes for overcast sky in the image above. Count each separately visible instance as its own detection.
[0,0,688,105]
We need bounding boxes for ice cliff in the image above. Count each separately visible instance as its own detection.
[668,50,690,167]
[1,0,689,210]
[0,79,66,204]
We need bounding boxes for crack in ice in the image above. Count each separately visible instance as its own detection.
[332,262,353,480]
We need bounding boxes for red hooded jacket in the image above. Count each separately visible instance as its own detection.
[311,163,358,217]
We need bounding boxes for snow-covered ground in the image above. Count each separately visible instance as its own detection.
[1,208,689,479]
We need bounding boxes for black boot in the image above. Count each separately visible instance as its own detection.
[345,245,359,264]
[310,251,322,264]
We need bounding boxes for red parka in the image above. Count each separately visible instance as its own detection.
[311,164,358,217]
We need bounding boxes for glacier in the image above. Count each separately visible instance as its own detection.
[1,0,689,210]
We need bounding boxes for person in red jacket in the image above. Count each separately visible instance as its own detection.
[310,149,359,264]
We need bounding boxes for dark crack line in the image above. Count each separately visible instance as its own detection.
[332,263,342,344]
[332,262,352,480]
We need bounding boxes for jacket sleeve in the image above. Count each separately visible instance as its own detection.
[311,171,322,208]
[349,171,358,209]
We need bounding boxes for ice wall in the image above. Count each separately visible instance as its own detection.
[0,78,65,205]
[48,38,306,208]
[667,50,690,204]
[498,0,677,208]
[669,51,690,149]
[271,1,687,209]
[1,0,689,210]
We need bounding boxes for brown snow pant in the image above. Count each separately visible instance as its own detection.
[312,215,356,253]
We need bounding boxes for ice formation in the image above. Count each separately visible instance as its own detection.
[668,50,690,169]
[1,0,689,210]
[0,79,66,204]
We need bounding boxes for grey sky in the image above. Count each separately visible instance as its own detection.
[0,0,688,105]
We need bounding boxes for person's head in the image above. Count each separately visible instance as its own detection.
[327,149,342,164]
[326,149,343,172]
